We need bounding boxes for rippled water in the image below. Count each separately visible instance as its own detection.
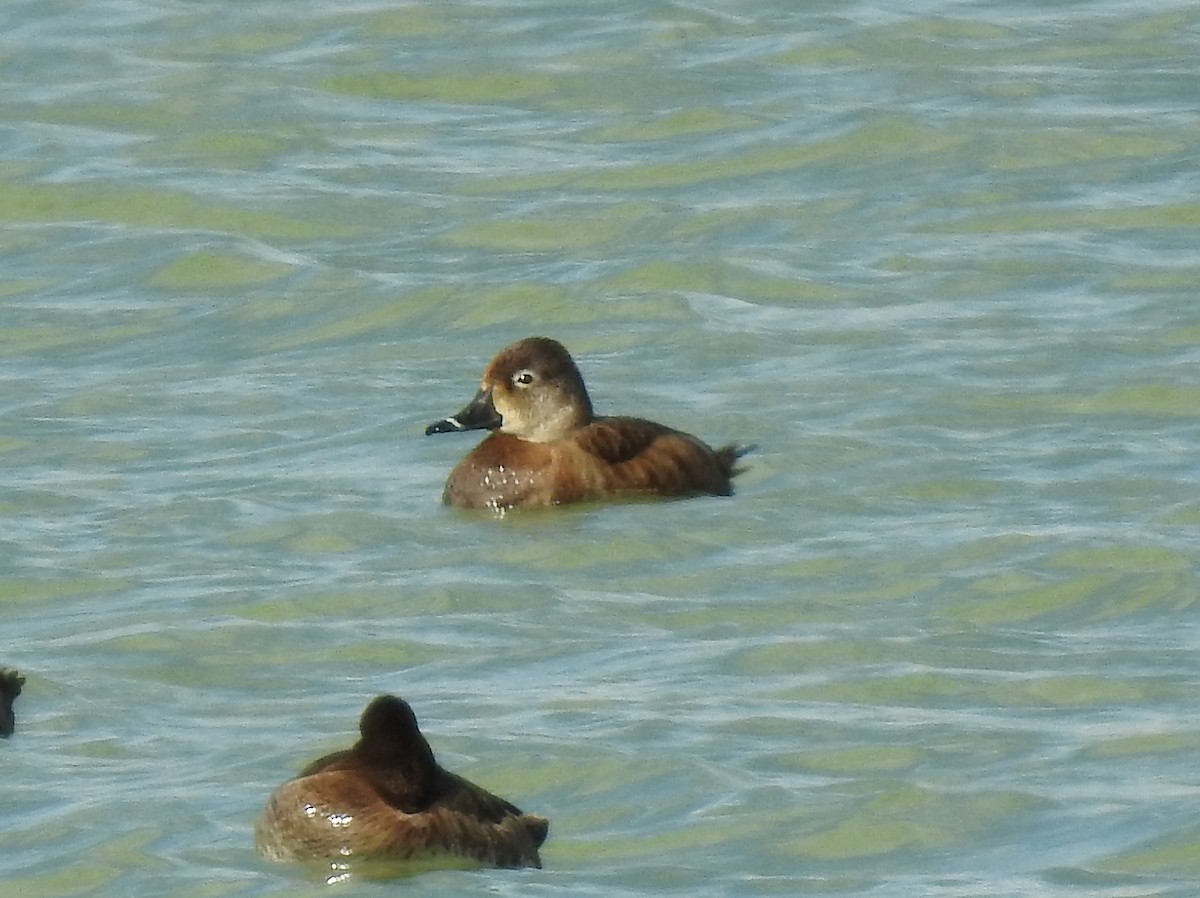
[3,1,1200,896]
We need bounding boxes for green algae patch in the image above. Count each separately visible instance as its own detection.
[149,251,295,291]
[0,178,348,241]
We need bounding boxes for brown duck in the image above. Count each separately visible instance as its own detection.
[255,695,547,870]
[426,336,749,511]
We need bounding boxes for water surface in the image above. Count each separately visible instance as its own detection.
[2,1,1199,896]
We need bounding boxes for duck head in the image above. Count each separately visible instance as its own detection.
[426,337,594,443]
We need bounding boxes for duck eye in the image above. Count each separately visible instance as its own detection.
[513,370,535,387]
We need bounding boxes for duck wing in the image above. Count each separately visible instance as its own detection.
[574,417,682,465]
[576,417,738,496]
[431,769,530,823]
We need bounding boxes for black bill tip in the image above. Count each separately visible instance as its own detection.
[425,417,466,436]
[425,388,502,436]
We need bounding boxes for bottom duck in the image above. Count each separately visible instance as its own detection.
[255,694,548,872]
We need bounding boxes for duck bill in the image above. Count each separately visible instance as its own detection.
[425,388,502,435]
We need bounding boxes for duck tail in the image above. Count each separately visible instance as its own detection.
[716,444,755,479]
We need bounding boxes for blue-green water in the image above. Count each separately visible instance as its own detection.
[3,1,1199,896]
